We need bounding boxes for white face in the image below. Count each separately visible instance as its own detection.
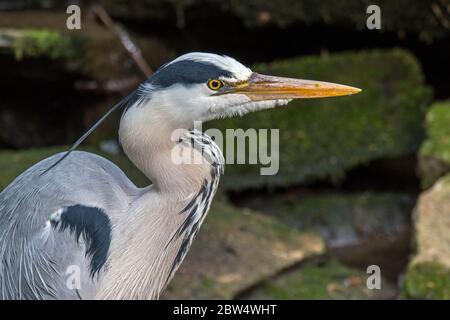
[138,53,290,125]
[147,81,291,124]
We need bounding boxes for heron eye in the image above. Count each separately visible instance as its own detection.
[207,79,223,91]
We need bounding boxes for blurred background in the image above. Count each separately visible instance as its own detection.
[1,0,450,299]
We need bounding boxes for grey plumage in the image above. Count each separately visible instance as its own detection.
[0,152,139,299]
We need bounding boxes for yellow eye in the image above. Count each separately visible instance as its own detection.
[207,79,223,91]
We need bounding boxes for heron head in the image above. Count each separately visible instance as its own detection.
[127,52,361,126]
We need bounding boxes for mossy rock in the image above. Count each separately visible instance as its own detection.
[163,201,325,299]
[403,174,450,299]
[0,11,172,80]
[244,259,396,300]
[418,101,450,189]
[403,262,450,299]
[237,192,414,248]
[413,175,450,267]
[210,49,431,190]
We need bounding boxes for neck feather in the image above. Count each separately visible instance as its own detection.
[99,106,224,299]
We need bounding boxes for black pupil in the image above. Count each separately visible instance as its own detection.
[212,81,219,88]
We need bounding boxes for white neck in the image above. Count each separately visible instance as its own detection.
[120,105,210,195]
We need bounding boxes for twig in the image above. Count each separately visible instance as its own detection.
[91,4,154,77]
[431,1,450,30]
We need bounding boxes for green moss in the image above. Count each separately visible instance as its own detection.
[248,259,381,299]
[1,25,169,82]
[403,262,450,299]
[209,49,431,190]
[420,101,450,162]
[418,101,450,188]
[12,29,81,61]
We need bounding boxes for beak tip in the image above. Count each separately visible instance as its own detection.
[348,87,362,95]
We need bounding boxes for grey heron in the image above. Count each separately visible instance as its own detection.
[0,52,360,299]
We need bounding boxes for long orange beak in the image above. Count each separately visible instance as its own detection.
[223,73,361,100]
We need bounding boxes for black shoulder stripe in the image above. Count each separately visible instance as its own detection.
[56,205,112,278]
